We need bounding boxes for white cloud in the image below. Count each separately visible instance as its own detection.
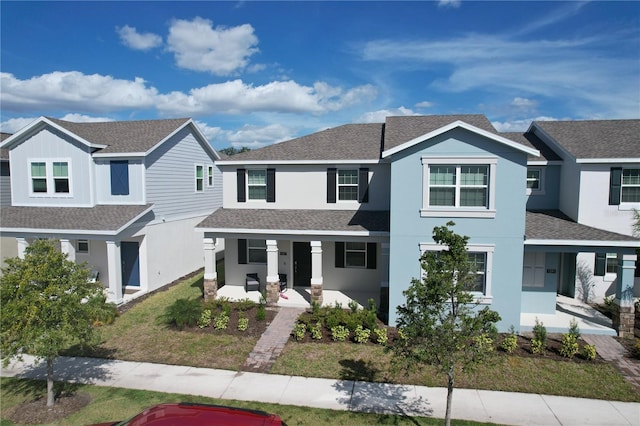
[438,0,461,8]
[193,120,223,141]
[0,117,38,133]
[492,116,558,132]
[116,25,162,51]
[511,97,537,108]
[225,123,295,148]
[167,17,259,76]
[356,106,417,123]
[59,113,115,123]
[415,100,434,108]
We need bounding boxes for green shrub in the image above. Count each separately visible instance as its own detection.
[256,303,266,321]
[603,295,615,313]
[293,322,307,341]
[474,334,495,353]
[568,318,581,339]
[633,339,640,360]
[583,344,597,361]
[331,325,350,342]
[326,307,349,329]
[353,325,371,344]
[311,300,321,315]
[237,312,249,332]
[530,338,544,355]
[532,318,547,348]
[88,296,119,326]
[198,309,212,329]
[560,334,579,358]
[374,327,388,345]
[311,321,323,340]
[235,298,256,311]
[348,299,359,313]
[213,312,229,330]
[500,330,518,353]
[161,298,202,330]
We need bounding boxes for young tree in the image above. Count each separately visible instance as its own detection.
[390,222,500,426]
[1,239,116,407]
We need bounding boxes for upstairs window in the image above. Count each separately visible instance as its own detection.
[247,170,267,200]
[52,162,69,193]
[622,169,640,203]
[237,168,275,203]
[31,162,47,193]
[110,160,129,196]
[207,166,214,187]
[29,159,71,196]
[338,170,358,201]
[195,165,204,192]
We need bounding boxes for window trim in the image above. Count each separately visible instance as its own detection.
[419,242,494,303]
[337,169,359,202]
[621,168,640,204]
[345,241,367,268]
[76,240,90,255]
[421,157,497,218]
[526,167,545,195]
[28,158,73,197]
[247,169,267,201]
[195,164,204,192]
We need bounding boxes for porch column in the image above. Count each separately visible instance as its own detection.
[310,241,323,306]
[265,240,280,306]
[203,237,218,301]
[613,253,637,338]
[60,239,75,262]
[105,240,123,304]
[16,238,28,259]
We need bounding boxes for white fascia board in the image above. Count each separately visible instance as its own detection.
[0,227,121,237]
[196,227,389,237]
[525,239,640,248]
[576,158,640,164]
[527,160,563,166]
[142,119,220,160]
[0,117,107,150]
[93,152,146,158]
[218,159,383,166]
[382,120,539,158]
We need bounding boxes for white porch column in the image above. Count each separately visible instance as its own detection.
[613,253,637,338]
[203,237,218,301]
[310,241,323,305]
[17,238,28,259]
[60,239,75,261]
[106,240,123,304]
[265,240,280,305]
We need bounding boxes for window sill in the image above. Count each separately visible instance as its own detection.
[420,209,496,218]
[473,295,493,304]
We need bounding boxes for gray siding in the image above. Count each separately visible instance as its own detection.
[1,160,10,205]
[145,126,221,219]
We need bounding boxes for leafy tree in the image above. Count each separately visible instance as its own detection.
[219,146,251,156]
[390,222,500,426]
[1,239,116,407]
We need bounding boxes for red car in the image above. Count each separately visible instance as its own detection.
[93,402,286,425]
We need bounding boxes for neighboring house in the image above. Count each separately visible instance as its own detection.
[1,134,18,271]
[197,115,639,336]
[0,117,222,303]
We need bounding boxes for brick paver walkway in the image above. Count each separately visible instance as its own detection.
[582,334,640,390]
[242,307,305,373]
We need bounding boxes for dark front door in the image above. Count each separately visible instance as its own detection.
[121,241,140,287]
[293,242,312,286]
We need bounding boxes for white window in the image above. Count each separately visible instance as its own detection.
[622,169,640,203]
[606,253,618,274]
[77,240,89,254]
[345,242,367,268]
[195,165,204,192]
[248,239,267,264]
[247,170,267,200]
[29,159,71,196]
[338,170,358,201]
[53,162,69,193]
[207,166,214,187]
[422,157,497,218]
[31,162,47,193]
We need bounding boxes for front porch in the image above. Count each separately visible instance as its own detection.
[521,295,616,335]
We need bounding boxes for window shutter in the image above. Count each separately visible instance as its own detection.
[358,168,369,203]
[266,168,276,203]
[335,242,344,268]
[237,169,246,202]
[609,167,622,205]
[110,161,129,195]
[367,242,377,269]
[238,239,247,264]
[594,253,606,276]
[327,168,337,203]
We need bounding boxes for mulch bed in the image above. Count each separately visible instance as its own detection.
[5,392,91,425]
[187,306,278,337]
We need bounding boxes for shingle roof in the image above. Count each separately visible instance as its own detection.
[0,133,11,159]
[500,132,562,162]
[525,210,639,243]
[383,114,497,151]
[0,204,153,234]
[197,208,390,234]
[46,117,191,154]
[225,123,384,162]
[534,119,640,159]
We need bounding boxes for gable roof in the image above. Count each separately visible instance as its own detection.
[500,131,562,162]
[222,123,384,163]
[532,119,640,161]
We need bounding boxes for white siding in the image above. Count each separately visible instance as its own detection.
[95,159,145,204]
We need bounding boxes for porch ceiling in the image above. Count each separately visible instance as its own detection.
[197,208,390,236]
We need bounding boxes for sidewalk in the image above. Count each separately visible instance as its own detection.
[2,354,639,426]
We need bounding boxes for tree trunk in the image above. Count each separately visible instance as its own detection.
[46,358,55,407]
[445,368,454,426]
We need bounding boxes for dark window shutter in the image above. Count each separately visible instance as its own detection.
[110,161,129,195]
[367,242,377,269]
[266,168,276,203]
[237,169,246,202]
[327,168,337,203]
[335,242,344,268]
[609,168,622,205]
[358,168,369,203]
[238,239,247,264]
[594,253,606,276]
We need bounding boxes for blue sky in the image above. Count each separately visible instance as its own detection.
[1,1,638,150]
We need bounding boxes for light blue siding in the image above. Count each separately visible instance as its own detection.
[521,251,558,314]
[526,165,561,210]
[387,128,529,331]
[1,161,10,205]
[95,159,145,204]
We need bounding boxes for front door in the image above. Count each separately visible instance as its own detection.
[121,241,140,287]
[293,242,311,286]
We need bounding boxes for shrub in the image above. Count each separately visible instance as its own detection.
[583,344,597,361]
[88,297,119,326]
[353,325,371,344]
[560,334,579,358]
[162,298,202,330]
[311,321,323,340]
[235,298,256,311]
[331,325,350,342]
[374,327,388,345]
[293,322,307,341]
[474,334,495,353]
[213,312,229,330]
[603,295,615,313]
[532,318,547,348]
[530,338,544,355]
[311,300,321,315]
[326,307,349,329]
[198,309,212,329]
[256,303,266,321]
[568,318,581,339]
[348,299,359,313]
[633,339,640,360]
[237,312,249,332]
[500,327,518,353]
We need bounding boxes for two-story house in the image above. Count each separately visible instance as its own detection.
[197,115,639,336]
[0,116,222,303]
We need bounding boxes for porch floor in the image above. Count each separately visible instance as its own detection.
[520,295,616,336]
[216,284,378,310]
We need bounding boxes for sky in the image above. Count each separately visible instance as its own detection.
[1,1,639,150]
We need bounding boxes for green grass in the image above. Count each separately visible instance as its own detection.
[0,377,496,426]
